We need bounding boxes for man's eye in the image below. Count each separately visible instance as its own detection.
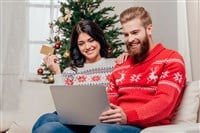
[131,31,138,35]
[123,34,128,37]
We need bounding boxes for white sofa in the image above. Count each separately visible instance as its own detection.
[1,80,200,133]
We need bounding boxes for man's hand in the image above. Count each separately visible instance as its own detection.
[115,52,129,64]
[99,103,127,124]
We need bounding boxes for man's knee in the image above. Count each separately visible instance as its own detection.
[90,124,113,133]
[33,122,72,133]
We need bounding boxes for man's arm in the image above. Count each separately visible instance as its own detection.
[125,52,186,127]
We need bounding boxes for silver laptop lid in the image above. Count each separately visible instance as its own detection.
[50,85,109,125]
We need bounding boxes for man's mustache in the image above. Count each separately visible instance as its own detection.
[127,39,140,46]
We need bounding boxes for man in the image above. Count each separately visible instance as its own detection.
[90,6,186,133]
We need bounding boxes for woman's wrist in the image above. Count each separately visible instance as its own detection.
[53,68,61,75]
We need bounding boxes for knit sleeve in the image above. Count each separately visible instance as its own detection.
[126,51,186,127]
[106,70,119,105]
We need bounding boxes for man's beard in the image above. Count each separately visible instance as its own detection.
[126,35,150,64]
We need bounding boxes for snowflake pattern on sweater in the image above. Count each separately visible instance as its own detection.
[62,58,115,86]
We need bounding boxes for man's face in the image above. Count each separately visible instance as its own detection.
[122,18,151,63]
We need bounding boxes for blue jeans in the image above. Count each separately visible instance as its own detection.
[90,123,142,133]
[32,112,93,133]
[32,112,142,133]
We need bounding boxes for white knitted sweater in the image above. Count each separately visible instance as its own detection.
[54,58,115,85]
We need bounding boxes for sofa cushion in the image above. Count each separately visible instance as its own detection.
[172,80,200,124]
[141,123,200,133]
[10,81,55,133]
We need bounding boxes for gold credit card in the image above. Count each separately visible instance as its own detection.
[40,45,55,55]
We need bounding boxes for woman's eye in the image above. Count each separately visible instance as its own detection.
[78,43,83,46]
[88,39,94,42]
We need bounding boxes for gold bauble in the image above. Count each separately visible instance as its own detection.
[63,51,70,58]
[48,75,54,83]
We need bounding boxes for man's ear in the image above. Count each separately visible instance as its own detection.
[146,24,153,36]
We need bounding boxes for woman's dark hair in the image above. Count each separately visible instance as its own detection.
[70,20,109,71]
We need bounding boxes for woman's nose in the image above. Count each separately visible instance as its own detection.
[85,43,91,49]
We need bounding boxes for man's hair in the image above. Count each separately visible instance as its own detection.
[120,6,152,27]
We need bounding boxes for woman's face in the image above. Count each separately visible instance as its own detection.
[77,32,101,63]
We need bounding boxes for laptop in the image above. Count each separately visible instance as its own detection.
[50,85,109,125]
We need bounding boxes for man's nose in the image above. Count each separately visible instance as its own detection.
[127,35,135,43]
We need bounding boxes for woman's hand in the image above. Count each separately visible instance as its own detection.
[115,52,129,64]
[99,103,127,124]
[43,54,61,74]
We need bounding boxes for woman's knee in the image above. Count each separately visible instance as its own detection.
[32,112,59,132]
[40,112,59,122]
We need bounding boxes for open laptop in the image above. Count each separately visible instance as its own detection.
[50,85,109,125]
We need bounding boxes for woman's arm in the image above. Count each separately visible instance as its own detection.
[43,54,61,74]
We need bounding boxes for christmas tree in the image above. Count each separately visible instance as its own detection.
[37,0,124,83]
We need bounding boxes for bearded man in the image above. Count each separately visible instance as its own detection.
[90,6,186,133]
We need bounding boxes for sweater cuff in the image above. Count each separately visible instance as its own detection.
[125,109,139,124]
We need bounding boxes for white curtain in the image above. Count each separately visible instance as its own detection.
[186,0,200,81]
[177,0,200,81]
[0,0,28,111]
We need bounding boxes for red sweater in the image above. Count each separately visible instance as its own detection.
[107,44,186,127]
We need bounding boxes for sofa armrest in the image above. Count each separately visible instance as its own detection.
[172,80,200,124]
[141,124,200,133]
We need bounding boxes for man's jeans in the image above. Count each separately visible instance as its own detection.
[32,112,142,133]
[90,123,141,133]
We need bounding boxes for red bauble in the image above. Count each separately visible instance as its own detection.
[108,48,112,54]
[37,68,43,75]
[54,43,60,49]
[54,58,58,63]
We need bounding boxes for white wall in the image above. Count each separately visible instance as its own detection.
[186,1,200,81]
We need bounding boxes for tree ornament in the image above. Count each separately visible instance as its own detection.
[54,36,60,42]
[48,75,54,83]
[37,68,43,75]
[54,58,58,63]
[60,6,65,13]
[60,40,64,45]
[54,43,60,49]
[58,16,65,23]
[63,51,70,58]
[49,22,53,29]
[108,48,113,55]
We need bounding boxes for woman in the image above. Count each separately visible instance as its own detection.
[32,20,126,133]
